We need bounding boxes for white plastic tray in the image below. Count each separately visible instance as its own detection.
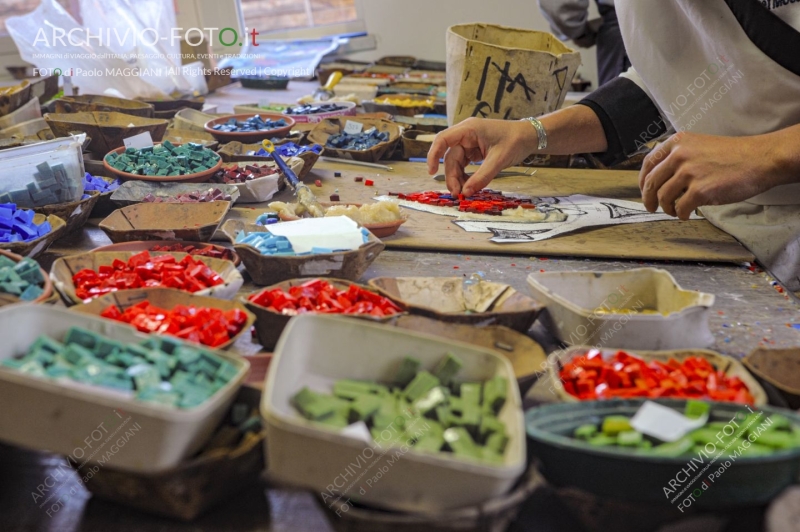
[262,314,526,513]
[527,268,715,350]
[0,306,248,472]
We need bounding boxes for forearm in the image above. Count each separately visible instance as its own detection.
[764,123,800,187]
[518,104,609,156]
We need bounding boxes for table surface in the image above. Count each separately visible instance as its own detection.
[249,162,752,263]
[2,83,798,532]
[38,161,800,361]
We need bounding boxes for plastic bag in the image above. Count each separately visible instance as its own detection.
[6,0,195,99]
[78,0,195,96]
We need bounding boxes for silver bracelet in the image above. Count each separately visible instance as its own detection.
[522,117,548,151]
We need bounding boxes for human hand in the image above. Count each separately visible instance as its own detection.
[639,131,785,219]
[427,118,536,196]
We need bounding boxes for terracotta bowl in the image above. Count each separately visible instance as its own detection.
[103,143,223,183]
[0,249,53,306]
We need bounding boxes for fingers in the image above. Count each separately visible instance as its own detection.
[428,125,469,176]
[427,134,446,176]
[640,150,683,213]
[674,194,698,220]
[461,152,506,197]
[675,187,710,220]
[654,171,689,217]
[443,144,469,195]
[639,135,678,191]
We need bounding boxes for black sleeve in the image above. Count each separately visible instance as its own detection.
[575,76,667,165]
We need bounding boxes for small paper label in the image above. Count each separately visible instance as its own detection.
[123,132,154,149]
[339,421,373,444]
[630,401,708,442]
[343,120,363,135]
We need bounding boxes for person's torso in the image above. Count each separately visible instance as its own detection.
[616,0,800,205]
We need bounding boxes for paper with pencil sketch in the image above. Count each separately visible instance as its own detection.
[377,193,701,243]
[458,195,702,243]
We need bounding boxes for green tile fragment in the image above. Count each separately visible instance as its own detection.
[333,379,388,400]
[432,352,463,385]
[444,427,481,459]
[293,387,336,420]
[348,394,382,424]
[403,370,440,402]
[482,376,508,414]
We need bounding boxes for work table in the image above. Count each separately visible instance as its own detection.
[2,112,796,532]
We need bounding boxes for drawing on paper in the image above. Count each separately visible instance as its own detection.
[376,193,702,243]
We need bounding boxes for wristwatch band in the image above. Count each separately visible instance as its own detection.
[522,117,548,151]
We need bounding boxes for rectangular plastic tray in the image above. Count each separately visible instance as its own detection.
[262,314,526,513]
[0,306,248,472]
[0,135,86,207]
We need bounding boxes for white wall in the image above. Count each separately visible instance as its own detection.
[175,0,243,55]
[348,0,600,90]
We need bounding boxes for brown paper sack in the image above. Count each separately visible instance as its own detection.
[446,23,581,125]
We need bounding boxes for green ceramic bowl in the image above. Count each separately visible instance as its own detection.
[526,399,800,508]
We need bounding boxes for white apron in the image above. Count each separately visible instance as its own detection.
[616,0,800,288]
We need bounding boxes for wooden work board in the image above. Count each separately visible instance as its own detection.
[227,161,754,263]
